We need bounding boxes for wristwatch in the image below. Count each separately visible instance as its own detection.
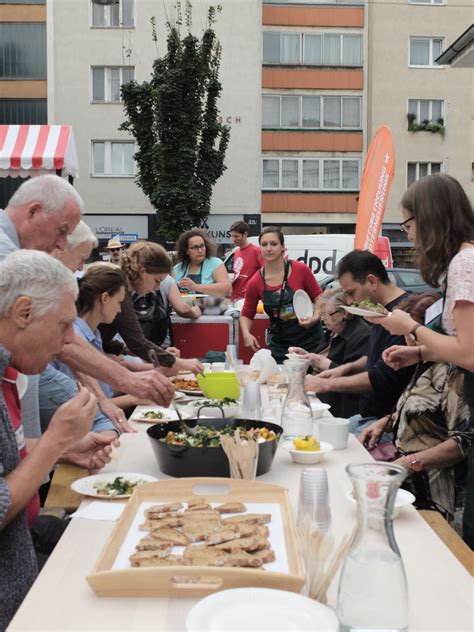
[409,455,423,472]
[409,323,423,342]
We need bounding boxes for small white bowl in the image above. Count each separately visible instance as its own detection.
[346,488,416,518]
[186,400,241,418]
[282,440,334,464]
[310,401,332,420]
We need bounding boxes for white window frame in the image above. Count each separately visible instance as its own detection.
[91,141,135,178]
[262,95,362,129]
[409,37,444,68]
[90,66,134,103]
[406,161,443,186]
[407,98,444,123]
[90,0,135,29]
[263,31,363,67]
[262,157,360,191]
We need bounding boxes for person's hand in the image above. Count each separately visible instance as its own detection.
[305,374,333,394]
[190,306,201,319]
[243,331,260,352]
[297,315,319,329]
[127,369,175,407]
[47,388,98,452]
[166,347,182,358]
[98,399,135,433]
[288,346,307,356]
[359,418,390,449]
[175,358,204,375]
[178,277,198,292]
[382,345,420,370]
[318,364,347,379]
[307,353,331,372]
[60,432,120,473]
[366,309,416,335]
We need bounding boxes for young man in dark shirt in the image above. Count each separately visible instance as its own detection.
[306,250,414,420]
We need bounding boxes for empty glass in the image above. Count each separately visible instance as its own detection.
[297,468,332,533]
[241,382,262,420]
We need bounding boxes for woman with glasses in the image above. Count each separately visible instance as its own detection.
[372,174,474,548]
[289,288,371,417]
[173,228,232,298]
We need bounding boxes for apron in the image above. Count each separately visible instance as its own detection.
[262,261,323,364]
[132,291,173,347]
[183,263,203,291]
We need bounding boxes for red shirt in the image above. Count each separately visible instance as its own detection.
[241,259,322,319]
[231,243,263,300]
[2,367,40,527]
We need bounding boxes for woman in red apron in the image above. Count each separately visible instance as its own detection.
[241,227,323,364]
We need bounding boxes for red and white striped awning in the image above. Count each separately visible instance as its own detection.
[0,125,79,179]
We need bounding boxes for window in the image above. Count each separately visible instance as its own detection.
[262,95,361,129]
[408,99,443,123]
[409,37,443,67]
[92,66,134,102]
[410,0,444,4]
[262,0,363,4]
[262,157,360,190]
[92,141,135,176]
[0,99,47,125]
[0,23,46,79]
[407,162,442,186]
[263,32,362,66]
[91,0,134,28]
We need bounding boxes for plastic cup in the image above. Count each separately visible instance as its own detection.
[241,382,262,420]
[297,468,332,533]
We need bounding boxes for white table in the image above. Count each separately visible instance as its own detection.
[9,417,473,631]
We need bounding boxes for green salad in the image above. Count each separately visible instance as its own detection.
[354,299,388,314]
[93,476,146,496]
[191,397,239,408]
[161,425,278,448]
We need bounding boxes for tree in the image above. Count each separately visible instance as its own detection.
[120,2,230,242]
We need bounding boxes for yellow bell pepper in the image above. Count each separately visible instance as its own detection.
[293,436,321,452]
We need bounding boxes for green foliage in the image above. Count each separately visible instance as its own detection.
[120,1,230,241]
[407,113,445,137]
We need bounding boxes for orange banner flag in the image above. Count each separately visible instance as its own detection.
[354,126,395,252]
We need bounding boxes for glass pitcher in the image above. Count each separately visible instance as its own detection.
[281,358,313,439]
[337,462,409,632]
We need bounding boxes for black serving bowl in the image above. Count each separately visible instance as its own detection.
[147,417,282,478]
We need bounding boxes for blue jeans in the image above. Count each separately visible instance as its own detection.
[348,414,393,444]
[39,364,116,434]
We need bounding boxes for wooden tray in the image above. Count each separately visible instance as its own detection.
[86,477,305,598]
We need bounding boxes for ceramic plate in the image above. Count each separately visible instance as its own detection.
[293,289,314,320]
[131,406,178,423]
[70,473,158,499]
[341,305,389,318]
[180,294,209,300]
[186,587,338,631]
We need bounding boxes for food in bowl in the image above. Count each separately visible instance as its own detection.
[173,377,200,391]
[160,425,278,449]
[353,299,388,315]
[189,397,240,418]
[293,436,320,452]
[282,440,333,465]
[137,410,171,422]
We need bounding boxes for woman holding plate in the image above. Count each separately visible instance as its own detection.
[371,174,474,548]
[240,227,323,364]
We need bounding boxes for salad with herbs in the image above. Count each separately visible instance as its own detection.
[353,299,388,315]
[190,397,239,408]
[93,476,146,497]
[160,425,278,448]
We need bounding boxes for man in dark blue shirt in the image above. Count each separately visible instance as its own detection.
[306,250,414,419]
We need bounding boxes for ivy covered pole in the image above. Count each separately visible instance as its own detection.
[120,1,230,241]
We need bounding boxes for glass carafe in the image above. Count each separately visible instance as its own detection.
[281,358,313,439]
[337,463,409,632]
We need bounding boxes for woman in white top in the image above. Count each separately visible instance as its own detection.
[372,174,474,548]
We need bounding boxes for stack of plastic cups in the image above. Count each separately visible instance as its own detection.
[297,468,332,533]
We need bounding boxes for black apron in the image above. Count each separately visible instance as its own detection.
[132,291,173,347]
[182,263,202,291]
[262,260,323,364]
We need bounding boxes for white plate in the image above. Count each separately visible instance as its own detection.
[341,305,389,318]
[293,289,314,320]
[174,391,186,400]
[186,587,338,631]
[347,488,415,518]
[186,400,241,418]
[180,293,209,300]
[70,473,158,499]
[131,406,178,423]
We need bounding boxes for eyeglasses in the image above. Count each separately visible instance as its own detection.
[321,310,341,320]
[399,216,414,233]
[189,244,206,251]
[108,247,122,252]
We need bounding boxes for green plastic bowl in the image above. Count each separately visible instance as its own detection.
[196,372,241,400]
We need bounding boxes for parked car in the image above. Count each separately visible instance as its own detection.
[319,268,440,295]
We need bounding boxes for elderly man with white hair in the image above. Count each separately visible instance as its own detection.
[55,219,98,273]
[0,176,174,439]
[0,250,116,630]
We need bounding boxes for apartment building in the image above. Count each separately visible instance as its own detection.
[0,0,47,208]
[47,0,261,245]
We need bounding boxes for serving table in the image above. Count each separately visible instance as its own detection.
[9,414,473,631]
